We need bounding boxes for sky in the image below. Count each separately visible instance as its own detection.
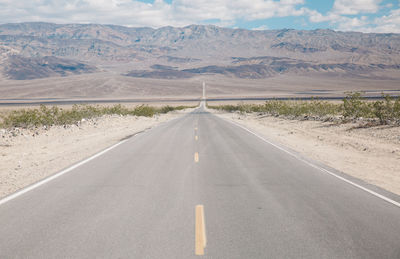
[0,0,399,32]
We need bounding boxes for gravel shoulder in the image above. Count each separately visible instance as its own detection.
[214,110,400,196]
[0,110,192,198]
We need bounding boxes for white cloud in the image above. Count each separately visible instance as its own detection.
[307,9,336,23]
[334,16,370,31]
[0,0,399,33]
[333,0,383,15]
[0,0,307,27]
[308,0,383,23]
[366,8,400,32]
[252,25,269,30]
[305,0,400,33]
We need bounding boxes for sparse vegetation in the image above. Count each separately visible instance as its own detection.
[0,104,194,129]
[209,92,400,126]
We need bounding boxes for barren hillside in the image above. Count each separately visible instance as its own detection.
[1,22,400,80]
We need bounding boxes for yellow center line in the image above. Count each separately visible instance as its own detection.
[194,152,199,163]
[195,127,198,131]
[195,205,207,255]
[195,135,198,141]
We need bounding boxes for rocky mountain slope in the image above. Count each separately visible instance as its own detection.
[1,22,400,80]
[4,56,97,80]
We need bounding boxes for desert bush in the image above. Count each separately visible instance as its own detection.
[159,105,175,114]
[237,104,257,113]
[131,105,156,117]
[342,92,372,119]
[262,99,341,117]
[373,95,391,124]
[210,99,342,117]
[209,93,400,126]
[173,105,191,111]
[103,104,129,115]
[0,104,193,129]
[394,97,400,120]
[208,104,240,112]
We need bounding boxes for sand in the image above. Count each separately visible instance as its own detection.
[1,72,400,103]
[0,109,192,199]
[214,111,400,195]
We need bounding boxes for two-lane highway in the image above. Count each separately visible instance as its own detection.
[0,104,399,258]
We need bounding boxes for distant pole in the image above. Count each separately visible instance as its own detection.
[202,81,206,99]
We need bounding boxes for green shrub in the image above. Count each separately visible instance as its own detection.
[342,92,372,119]
[131,105,156,117]
[394,97,400,120]
[159,105,175,114]
[0,104,193,129]
[207,104,240,112]
[373,95,390,124]
[209,92,400,125]
[210,99,342,117]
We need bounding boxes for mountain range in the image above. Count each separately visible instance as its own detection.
[1,22,400,80]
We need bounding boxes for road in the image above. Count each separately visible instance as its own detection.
[0,103,400,258]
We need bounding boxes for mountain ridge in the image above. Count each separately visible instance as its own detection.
[1,22,400,80]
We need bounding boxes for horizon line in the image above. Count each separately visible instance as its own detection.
[1,21,399,34]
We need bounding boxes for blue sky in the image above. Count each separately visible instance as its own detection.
[234,0,399,30]
[0,0,399,32]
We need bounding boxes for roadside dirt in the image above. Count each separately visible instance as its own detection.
[0,110,191,198]
[215,111,400,195]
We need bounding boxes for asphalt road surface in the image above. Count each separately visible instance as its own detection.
[0,104,400,258]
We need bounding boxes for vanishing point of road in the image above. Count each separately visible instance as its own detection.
[0,103,399,258]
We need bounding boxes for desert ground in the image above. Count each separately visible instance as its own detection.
[212,110,400,196]
[0,108,193,198]
[1,73,400,105]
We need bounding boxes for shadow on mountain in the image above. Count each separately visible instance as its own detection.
[124,57,400,79]
[4,55,97,80]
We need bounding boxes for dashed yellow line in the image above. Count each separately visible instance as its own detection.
[195,205,207,255]
[195,135,198,141]
[194,152,199,163]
